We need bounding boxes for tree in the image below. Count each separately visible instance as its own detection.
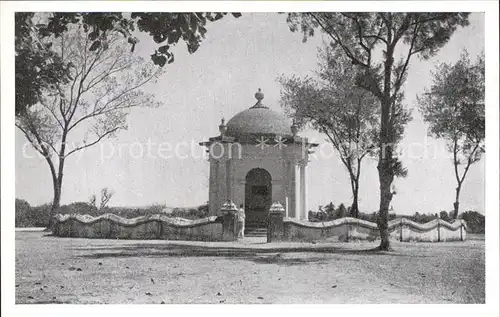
[15,12,241,114]
[89,194,97,209]
[417,51,484,219]
[279,45,378,218]
[323,202,335,219]
[89,187,115,211]
[15,199,31,227]
[448,211,455,220]
[459,210,485,234]
[15,13,73,116]
[60,202,99,216]
[99,188,114,210]
[16,22,162,214]
[439,210,450,221]
[286,12,470,250]
[279,44,411,218]
[336,203,347,219]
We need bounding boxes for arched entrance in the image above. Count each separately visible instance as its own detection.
[245,168,272,228]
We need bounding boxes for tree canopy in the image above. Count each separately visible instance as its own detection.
[417,50,485,218]
[285,12,470,250]
[16,18,164,212]
[15,12,242,116]
[279,44,386,217]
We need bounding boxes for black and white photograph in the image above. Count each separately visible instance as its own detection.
[1,0,499,315]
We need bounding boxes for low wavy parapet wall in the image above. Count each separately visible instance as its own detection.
[282,217,467,242]
[51,213,224,241]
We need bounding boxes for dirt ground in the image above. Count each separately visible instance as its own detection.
[15,232,485,304]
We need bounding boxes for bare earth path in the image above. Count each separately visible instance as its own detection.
[15,232,485,304]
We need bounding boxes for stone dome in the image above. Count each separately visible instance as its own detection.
[225,89,292,137]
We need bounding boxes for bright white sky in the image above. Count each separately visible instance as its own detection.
[15,12,485,215]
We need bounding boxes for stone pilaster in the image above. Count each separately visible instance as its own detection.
[225,158,232,201]
[300,163,307,219]
[267,202,285,242]
[209,160,219,215]
[221,201,238,241]
[287,160,294,218]
[294,163,301,220]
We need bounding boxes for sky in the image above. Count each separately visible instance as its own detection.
[15,12,485,215]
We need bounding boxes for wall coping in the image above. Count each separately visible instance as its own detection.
[283,217,378,229]
[283,217,467,232]
[53,213,221,228]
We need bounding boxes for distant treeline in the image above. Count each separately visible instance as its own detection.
[15,198,484,234]
[15,199,209,228]
[308,202,485,234]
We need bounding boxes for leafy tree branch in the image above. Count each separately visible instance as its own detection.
[417,50,484,219]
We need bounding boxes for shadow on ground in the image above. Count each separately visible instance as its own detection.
[73,242,431,266]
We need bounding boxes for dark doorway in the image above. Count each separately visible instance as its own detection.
[245,168,272,228]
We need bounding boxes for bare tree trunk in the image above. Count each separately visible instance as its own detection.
[451,140,478,221]
[453,184,462,220]
[51,133,67,217]
[44,156,59,212]
[351,180,360,218]
[51,182,61,211]
[377,170,393,250]
[48,157,65,230]
[41,153,59,230]
[52,173,64,210]
[377,36,396,251]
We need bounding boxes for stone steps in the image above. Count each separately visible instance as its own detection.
[244,227,267,237]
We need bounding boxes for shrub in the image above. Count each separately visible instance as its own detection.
[358,212,378,223]
[197,203,209,217]
[146,204,167,214]
[170,205,208,219]
[335,203,346,219]
[408,212,438,224]
[15,197,212,227]
[15,199,31,227]
[15,201,53,227]
[439,210,450,221]
[324,202,336,219]
[460,210,485,233]
[106,206,160,219]
[308,210,314,221]
[59,202,99,216]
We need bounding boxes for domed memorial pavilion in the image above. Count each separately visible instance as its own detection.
[199,89,318,228]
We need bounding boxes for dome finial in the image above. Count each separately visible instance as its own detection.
[255,88,264,102]
[291,118,298,137]
[219,117,227,136]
